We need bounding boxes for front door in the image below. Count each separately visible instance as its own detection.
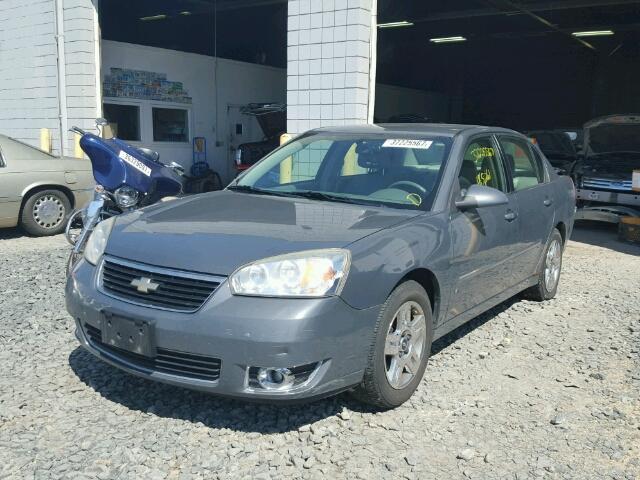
[497,135,556,282]
[447,135,521,320]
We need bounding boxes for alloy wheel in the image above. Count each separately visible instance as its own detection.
[544,239,562,292]
[384,300,427,390]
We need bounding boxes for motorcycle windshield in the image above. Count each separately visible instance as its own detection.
[80,135,181,196]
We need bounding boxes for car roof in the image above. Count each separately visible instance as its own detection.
[308,123,522,138]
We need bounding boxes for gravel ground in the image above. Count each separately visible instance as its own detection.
[1,223,639,480]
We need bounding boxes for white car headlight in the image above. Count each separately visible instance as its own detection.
[230,249,351,298]
[114,185,140,208]
[83,217,116,265]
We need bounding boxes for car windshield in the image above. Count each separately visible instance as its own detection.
[232,133,453,210]
[587,123,640,154]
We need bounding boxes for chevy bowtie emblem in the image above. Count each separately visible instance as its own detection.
[130,277,160,294]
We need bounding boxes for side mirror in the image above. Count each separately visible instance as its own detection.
[455,184,509,210]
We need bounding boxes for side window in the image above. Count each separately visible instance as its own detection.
[459,136,507,193]
[499,137,544,191]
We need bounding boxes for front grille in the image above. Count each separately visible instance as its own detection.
[100,257,224,312]
[582,177,633,192]
[84,323,221,381]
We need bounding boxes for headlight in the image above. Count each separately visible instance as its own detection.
[114,186,140,208]
[230,249,351,298]
[83,217,116,265]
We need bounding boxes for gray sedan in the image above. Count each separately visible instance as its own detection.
[66,124,575,408]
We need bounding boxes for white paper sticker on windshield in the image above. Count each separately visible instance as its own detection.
[119,150,151,177]
[382,139,433,149]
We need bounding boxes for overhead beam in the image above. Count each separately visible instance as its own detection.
[481,0,596,51]
[400,0,640,24]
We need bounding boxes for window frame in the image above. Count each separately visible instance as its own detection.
[102,99,143,143]
[496,134,546,192]
[151,104,191,144]
[457,133,510,194]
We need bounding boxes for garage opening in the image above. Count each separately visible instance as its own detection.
[375,1,640,133]
[98,0,288,183]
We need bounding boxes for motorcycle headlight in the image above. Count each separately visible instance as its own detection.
[229,249,351,298]
[83,217,116,265]
[114,186,140,208]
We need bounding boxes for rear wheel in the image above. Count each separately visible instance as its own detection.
[20,189,71,236]
[352,281,433,408]
[523,228,563,301]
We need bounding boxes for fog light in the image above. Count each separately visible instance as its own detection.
[256,367,295,390]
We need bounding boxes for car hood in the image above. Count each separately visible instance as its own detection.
[105,190,420,276]
[583,114,640,156]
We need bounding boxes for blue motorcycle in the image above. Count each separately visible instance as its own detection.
[65,118,185,274]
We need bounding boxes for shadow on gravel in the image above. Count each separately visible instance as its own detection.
[430,297,519,356]
[68,297,519,432]
[572,220,640,256]
[0,227,28,240]
[68,347,379,433]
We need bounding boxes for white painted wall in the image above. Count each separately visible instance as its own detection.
[375,84,449,123]
[101,41,286,183]
[0,0,100,156]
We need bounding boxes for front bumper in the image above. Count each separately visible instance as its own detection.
[66,259,380,401]
[576,188,640,208]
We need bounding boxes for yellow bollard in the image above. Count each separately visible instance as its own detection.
[279,133,292,184]
[74,131,83,159]
[40,128,52,153]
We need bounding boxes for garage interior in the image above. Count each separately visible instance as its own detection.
[98,0,288,182]
[375,0,640,132]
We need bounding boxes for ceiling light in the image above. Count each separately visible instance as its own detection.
[378,21,414,29]
[429,36,467,43]
[140,14,167,21]
[179,11,192,16]
[572,30,614,37]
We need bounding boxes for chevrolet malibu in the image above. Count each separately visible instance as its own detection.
[66,124,575,408]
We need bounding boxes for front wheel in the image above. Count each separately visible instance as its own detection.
[523,229,563,301]
[351,281,433,408]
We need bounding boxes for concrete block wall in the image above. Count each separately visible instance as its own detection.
[0,0,99,156]
[286,0,373,135]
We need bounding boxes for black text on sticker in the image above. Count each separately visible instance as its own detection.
[119,150,152,177]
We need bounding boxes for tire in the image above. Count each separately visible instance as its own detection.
[20,189,71,236]
[351,280,434,409]
[523,228,563,301]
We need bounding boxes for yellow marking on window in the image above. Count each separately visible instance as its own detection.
[470,147,495,161]
[476,169,492,186]
[406,193,423,206]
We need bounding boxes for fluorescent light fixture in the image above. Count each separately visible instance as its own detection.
[430,36,467,43]
[378,21,414,29]
[140,14,167,21]
[179,11,192,16]
[572,30,614,37]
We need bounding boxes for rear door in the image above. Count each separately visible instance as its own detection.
[497,135,556,281]
[447,135,521,319]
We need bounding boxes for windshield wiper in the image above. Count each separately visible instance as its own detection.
[285,190,382,206]
[226,185,286,197]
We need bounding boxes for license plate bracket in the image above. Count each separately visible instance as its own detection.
[101,313,155,357]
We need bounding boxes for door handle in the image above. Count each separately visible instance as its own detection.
[504,210,518,222]
[543,198,553,207]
